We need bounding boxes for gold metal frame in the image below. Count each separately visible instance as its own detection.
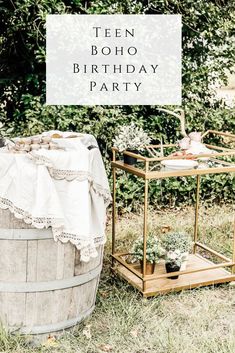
[111,130,235,297]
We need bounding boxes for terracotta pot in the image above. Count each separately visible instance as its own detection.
[123,150,138,165]
[140,261,155,275]
[165,262,181,280]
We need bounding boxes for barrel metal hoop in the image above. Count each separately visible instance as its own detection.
[0,228,53,240]
[0,264,102,293]
[11,305,95,335]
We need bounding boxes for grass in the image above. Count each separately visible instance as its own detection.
[0,205,234,353]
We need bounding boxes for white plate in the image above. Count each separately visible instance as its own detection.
[161,159,198,170]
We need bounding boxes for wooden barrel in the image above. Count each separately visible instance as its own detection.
[0,209,103,335]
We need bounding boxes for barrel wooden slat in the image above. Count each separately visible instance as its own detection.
[0,240,27,282]
[74,247,103,275]
[56,242,65,280]
[0,293,7,326]
[25,292,37,327]
[7,293,25,327]
[53,289,71,324]
[37,239,58,281]
[0,209,103,334]
[26,240,38,282]
[36,291,53,325]
[63,242,76,278]
[25,239,37,329]
[73,278,98,313]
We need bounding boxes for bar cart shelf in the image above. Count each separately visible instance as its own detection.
[111,130,235,298]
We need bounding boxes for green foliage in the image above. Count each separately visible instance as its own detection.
[162,232,192,253]
[132,235,164,263]
[113,122,151,152]
[0,0,234,211]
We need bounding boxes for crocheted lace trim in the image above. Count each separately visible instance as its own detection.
[28,152,112,206]
[0,196,105,262]
[0,197,64,229]
[50,168,89,181]
[53,231,106,262]
[28,152,53,168]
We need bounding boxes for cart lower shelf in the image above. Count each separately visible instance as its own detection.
[113,254,235,297]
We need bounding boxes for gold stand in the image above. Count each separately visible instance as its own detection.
[111,131,235,297]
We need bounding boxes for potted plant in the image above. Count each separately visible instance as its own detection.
[113,122,151,165]
[132,235,164,275]
[165,250,183,279]
[162,232,192,271]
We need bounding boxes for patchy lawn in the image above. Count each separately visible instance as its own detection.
[0,205,234,353]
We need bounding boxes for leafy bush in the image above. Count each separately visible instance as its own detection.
[0,0,234,211]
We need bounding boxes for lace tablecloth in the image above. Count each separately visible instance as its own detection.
[0,132,111,262]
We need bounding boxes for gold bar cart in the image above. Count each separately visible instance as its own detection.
[111,130,235,297]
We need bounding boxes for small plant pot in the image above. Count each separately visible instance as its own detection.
[165,263,181,280]
[123,150,138,165]
[140,261,155,275]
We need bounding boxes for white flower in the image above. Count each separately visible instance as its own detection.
[113,123,151,152]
